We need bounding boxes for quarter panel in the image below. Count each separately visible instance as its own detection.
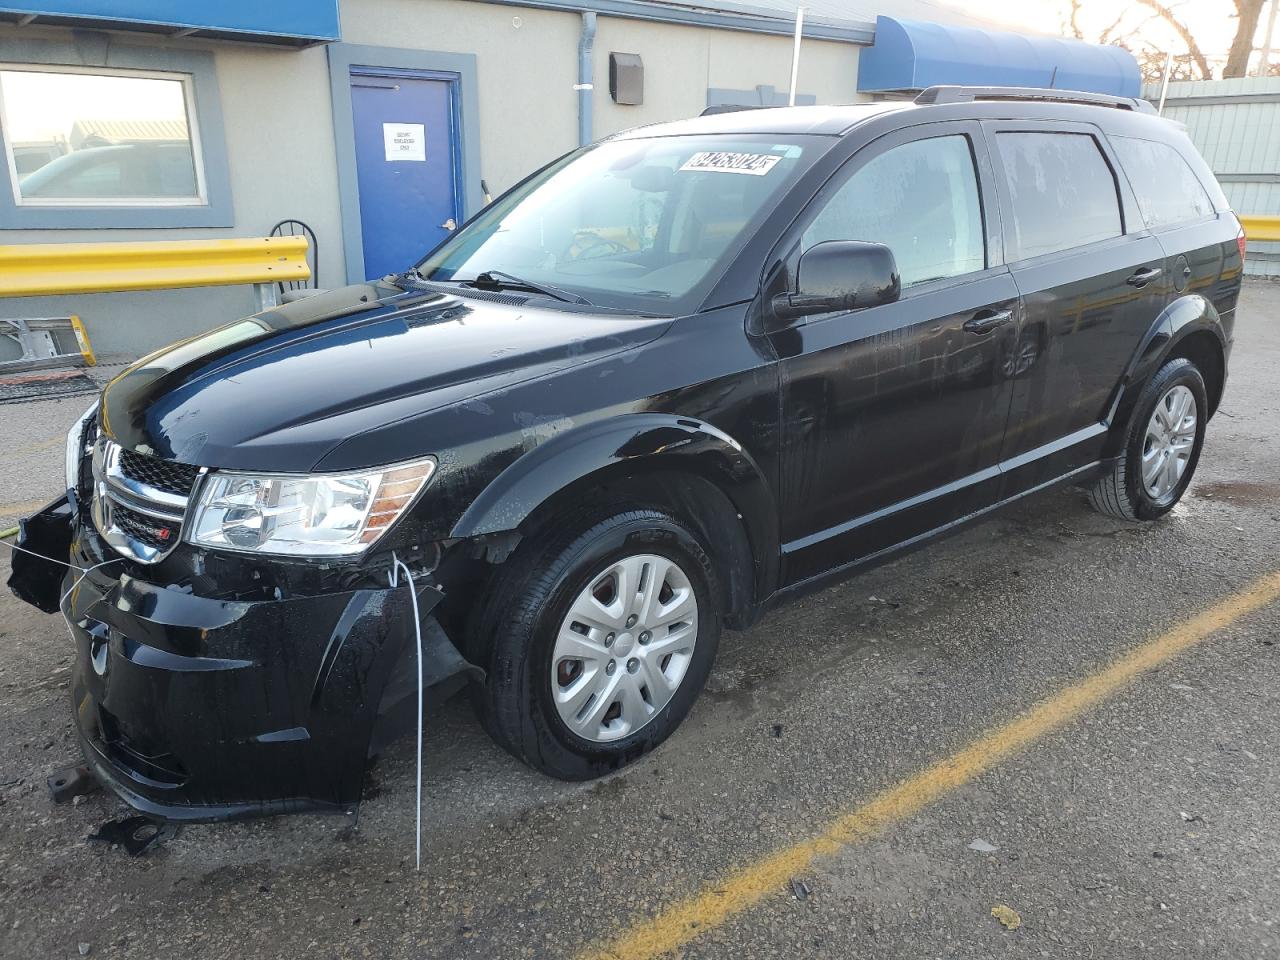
[1151,216,1236,314]
[1099,293,1224,459]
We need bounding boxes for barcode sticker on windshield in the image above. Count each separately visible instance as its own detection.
[679,152,782,176]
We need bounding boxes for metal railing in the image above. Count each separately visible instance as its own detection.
[0,236,310,306]
[1240,215,1280,243]
[0,235,311,373]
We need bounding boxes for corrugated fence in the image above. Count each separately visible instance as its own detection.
[1144,77,1280,278]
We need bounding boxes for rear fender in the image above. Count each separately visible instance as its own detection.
[1103,294,1225,456]
[450,413,779,606]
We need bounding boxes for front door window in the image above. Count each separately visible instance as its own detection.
[802,135,986,287]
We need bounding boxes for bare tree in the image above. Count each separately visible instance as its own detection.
[1064,0,1085,39]
[1224,0,1267,77]
[1133,0,1214,79]
[1064,0,1153,62]
[1071,0,1271,80]
[1133,49,1204,82]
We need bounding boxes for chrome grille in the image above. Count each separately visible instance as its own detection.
[112,502,181,552]
[90,439,202,563]
[117,448,199,497]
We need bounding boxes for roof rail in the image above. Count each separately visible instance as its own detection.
[699,104,767,116]
[914,85,1156,114]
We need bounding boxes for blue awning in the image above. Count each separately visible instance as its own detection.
[858,16,1140,97]
[0,1,340,46]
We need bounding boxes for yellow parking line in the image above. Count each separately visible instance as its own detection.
[580,570,1280,960]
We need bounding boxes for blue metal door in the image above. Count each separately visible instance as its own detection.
[351,69,461,280]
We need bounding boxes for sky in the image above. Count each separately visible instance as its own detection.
[961,0,1267,66]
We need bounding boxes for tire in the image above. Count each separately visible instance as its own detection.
[1087,357,1207,521]
[471,504,721,780]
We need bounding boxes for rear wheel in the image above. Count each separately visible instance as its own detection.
[1088,357,1207,521]
[471,505,720,780]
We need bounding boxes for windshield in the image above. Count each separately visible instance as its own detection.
[416,134,813,313]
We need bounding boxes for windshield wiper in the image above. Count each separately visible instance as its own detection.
[390,266,428,287]
[468,270,592,305]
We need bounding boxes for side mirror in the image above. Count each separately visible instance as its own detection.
[771,240,900,322]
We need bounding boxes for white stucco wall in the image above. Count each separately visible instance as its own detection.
[591,17,863,139]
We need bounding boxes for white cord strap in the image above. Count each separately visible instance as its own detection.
[0,535,122,616]
[387,552,425,872]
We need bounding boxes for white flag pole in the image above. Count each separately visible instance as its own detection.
[788,6,805,106]
[1157,51,1173,114]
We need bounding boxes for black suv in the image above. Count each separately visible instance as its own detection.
[11,87,1243,821]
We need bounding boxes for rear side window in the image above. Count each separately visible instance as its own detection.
[995,132,1122,259]
[1110,136,1215,228]
[803,135,985,288]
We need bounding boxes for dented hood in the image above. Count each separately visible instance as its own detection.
[99,283,672,472]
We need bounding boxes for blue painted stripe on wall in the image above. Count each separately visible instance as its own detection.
[0,1,341,40]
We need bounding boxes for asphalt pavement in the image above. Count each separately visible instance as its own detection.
[0,282,1277,960]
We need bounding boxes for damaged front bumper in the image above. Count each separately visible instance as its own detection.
[8,496,478,822]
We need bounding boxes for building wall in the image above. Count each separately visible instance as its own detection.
[342,0,583,194]
[0,26,343,353]
[1,0,865,357]
[591,17,862,139]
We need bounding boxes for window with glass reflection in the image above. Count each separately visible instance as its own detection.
[995,132,1122,259]
[803,135,986,288]
[0,67,202,206]
[1111,136,1215,229]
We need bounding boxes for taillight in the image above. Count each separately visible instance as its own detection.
[1234,214,1247,261]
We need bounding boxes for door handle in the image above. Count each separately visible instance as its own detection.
[1126,266,1163,287]
[963,308,1013,334]
[441,218,457,231]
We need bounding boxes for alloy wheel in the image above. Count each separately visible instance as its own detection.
[1142,383,1197,503]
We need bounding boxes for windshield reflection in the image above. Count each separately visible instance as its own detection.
[417,136,810,313]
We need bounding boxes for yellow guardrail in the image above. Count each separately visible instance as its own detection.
[1241,215,1280,243]
[0,236,310,298]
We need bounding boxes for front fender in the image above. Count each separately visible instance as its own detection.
[450,413,779,600]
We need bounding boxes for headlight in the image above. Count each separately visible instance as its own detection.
[65,401,98,492]
[187,458,436,557]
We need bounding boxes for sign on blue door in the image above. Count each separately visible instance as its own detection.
[351,69,462,280]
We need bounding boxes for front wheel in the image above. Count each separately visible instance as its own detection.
[471,505,721,780]
[1088,356,1207,521]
